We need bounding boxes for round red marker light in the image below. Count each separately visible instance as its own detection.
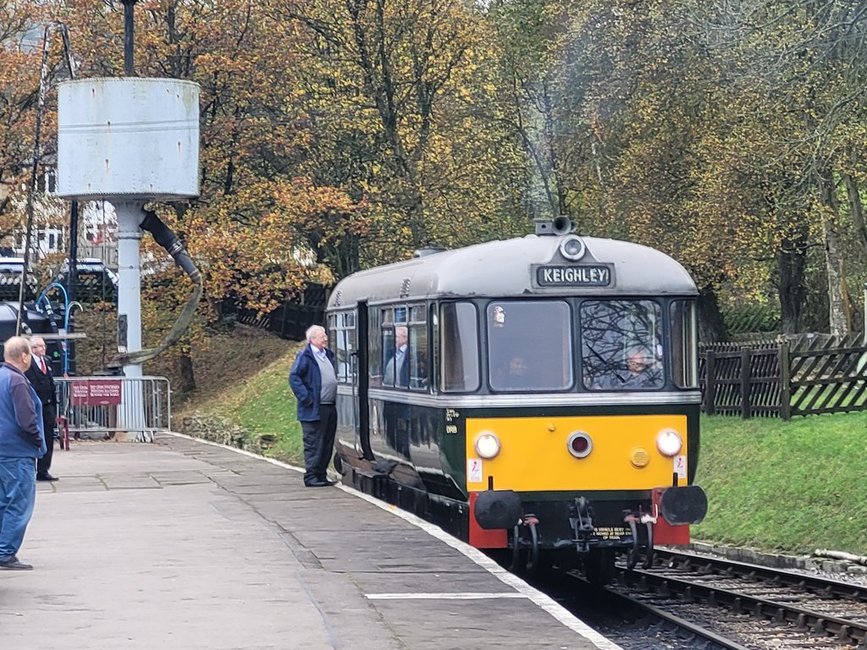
[567,432,592,458]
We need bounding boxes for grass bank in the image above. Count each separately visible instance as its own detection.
[694,411,867,556]
[180,329,867,557]
[172,329,305,463]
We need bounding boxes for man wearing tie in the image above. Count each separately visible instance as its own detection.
[25,337,58,482]
[383,326,409,387]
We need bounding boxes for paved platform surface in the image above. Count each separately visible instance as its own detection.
[1,434,621,650]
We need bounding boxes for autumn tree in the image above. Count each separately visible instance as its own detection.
[274,0,530,262]
[513,0,746,339]
[0,2,47,245]
[484,0,581,221]
[496,0,867,339]
[50,0,364,386]
[689,0,867,335]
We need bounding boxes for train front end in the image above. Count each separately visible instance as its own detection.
[464,408,707,579]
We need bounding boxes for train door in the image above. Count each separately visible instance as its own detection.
[355,301,374,460]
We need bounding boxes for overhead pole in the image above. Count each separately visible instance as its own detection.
[15,25,52,336]
[58,23,80,375]
[122,0,136,76]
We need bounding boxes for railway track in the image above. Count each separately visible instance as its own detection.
[605,548,867,648]
[531,549,867,648]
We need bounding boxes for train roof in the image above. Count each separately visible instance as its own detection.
[329,234,697,308]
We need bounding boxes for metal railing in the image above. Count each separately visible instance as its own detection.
[55,375,171,442]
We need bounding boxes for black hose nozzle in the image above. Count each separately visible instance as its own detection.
[139,210,201,281]
[107,208,203,369]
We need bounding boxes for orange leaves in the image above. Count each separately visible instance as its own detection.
[175,179,364,314]
[272,178,368,239]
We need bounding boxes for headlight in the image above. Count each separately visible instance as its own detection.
[559,235,586,261]
[474,432,501,459]
[656,429,683,457]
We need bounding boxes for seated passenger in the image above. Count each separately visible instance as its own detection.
[383,326,409,387]
[493,355,529,390]
[621,347,661,389]
[409,351,429,389]
[590,347,661,390]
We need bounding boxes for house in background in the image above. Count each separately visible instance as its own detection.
[4,167,118,269]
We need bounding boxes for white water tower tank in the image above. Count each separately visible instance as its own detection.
[56,77,199,200]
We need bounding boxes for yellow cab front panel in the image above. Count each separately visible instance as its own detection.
[465,414,689,493]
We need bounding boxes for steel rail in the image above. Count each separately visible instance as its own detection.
[599,583,753,650]
[620,564,867,646]
[652,548,867,602]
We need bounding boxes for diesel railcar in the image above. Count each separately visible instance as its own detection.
[326,219,707,582]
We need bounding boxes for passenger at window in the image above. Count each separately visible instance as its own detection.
[493,355,529,390]
[410,350,429,389]
[383,326,409,387]
[621,347,660,389]
[591,346,661,390]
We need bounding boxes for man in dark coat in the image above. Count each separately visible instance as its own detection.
[24,337,58,482]
[289,325,338,487]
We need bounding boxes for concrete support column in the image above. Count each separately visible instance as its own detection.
[115,201,144,379]
[115,201,148,439]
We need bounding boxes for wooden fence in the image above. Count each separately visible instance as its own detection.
[700,334,867,419]
[230,284,330,341]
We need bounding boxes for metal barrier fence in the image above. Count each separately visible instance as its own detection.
[55,376,172,442]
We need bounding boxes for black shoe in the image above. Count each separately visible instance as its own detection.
[304,480,330,487]
[36,473,59,482]
[0,557,33,570]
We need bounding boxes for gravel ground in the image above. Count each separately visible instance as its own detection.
[687,542,867,586]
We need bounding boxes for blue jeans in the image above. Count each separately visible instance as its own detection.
[0,457,36,561]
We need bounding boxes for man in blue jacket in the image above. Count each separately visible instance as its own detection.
[0,336,47,570]
[289,325,338,487]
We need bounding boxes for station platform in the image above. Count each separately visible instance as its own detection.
[2,433,621,650]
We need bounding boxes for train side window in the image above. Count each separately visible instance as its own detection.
[328,311,355,383]
[440,302,480,392]
[487,300,573,391]
[671,300,698,388]
[368,308,383,386]
[380,304,425,389]
[408,322,428,391]
[346,319,357,380]
[580,300,664,390]
[326,314,341,381]
[380,308,405,388]
[382,325,408,387]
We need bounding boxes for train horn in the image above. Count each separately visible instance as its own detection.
[552,215,574,235]
[533,216,576,236]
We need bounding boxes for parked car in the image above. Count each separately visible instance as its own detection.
[57,258,118,285]
[0,257,38,301]
[54,257,118,302]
